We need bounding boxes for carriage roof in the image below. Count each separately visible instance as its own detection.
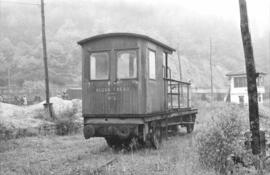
[77,33,175,52]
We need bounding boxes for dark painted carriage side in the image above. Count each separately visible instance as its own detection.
[78,33,197,148]
[78,33,174,115]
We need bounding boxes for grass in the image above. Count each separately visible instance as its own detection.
[1,101,269,175]
[0,135,109,175]
[0,128,215,175]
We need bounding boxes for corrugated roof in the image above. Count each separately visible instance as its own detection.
[77,33,176,52]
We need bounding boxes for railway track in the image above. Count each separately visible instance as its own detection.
[90,158,118,174]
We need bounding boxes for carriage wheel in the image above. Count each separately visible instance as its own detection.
[105,136,139,150]
[169,125,179,133]
[151,127,162,149]
[186,124,194,133]
[105,136,122,148]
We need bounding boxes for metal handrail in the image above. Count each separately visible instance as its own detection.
[163,78,191,85]
[165,78,190,109]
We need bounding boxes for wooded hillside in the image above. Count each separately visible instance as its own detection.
[0,0,269,89]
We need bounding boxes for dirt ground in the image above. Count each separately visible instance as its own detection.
[0,97,82,130]
[0,128,212,175]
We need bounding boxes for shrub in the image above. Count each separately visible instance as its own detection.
[21,165,49,175]
[196,104,250,174]
[0,123,14,140]
[55,119,81,135]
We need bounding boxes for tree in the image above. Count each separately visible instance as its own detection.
[0,38,15,61]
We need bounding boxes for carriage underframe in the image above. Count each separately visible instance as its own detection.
[83,108,197,149]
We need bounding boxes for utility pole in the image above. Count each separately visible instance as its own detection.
[239,0,260,155]
[268,4,270,107]
[177,44,184,99]
[209,38,213,103]
[8,67,10,93]
[0,0,2,40]
[41,0,53,118]
[177,44,183,81]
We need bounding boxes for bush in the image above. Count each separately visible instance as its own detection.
[55,119,81,135]
[0,123,13,140]
[0,123,39,141]
[196,104,250,174]
[53,103,81,135]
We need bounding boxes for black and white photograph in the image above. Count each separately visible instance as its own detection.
[0,0,270,174]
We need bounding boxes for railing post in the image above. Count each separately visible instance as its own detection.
[178,83,180,108]
[187,84,190,108]
[170,80,173,109]
[164,75,167,110]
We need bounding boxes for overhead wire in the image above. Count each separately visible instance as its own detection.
[0,0,40,6]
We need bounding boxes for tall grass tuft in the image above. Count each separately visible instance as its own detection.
[196,104,250,174]
[54,108,82,136]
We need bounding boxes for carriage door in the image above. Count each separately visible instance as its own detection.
[111,49,138,114]
[107,50,117,114]
[89,51,111,114]
[89,49,138,114]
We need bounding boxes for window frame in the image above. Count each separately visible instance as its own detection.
[88,50,110,81]
[148,49,156,80]
[115,48,139,80]
[257,76,263,87]
[162,52,166,78]
[258,93,262,102]
[234,76,247,88]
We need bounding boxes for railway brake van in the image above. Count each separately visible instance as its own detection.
[78,33,198,149]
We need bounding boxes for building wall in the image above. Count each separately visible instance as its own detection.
[229,76,265,104]
[231,93,264,104]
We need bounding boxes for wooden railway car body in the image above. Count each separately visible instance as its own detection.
[78,33,197,148]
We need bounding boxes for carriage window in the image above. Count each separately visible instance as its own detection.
[163,52,166,78]
[90,52,109,80]
[149,50,156,79]
[117,50,137,79]
[163,52,166,66]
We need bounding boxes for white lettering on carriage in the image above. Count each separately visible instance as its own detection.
[95,87,130,92]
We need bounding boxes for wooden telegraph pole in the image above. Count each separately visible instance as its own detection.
[239,0,260,155]
[209,38,213,103]
[41,0,53,118]
[177,45,183,81]
[177,44,184,99]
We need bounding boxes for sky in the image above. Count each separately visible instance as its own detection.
[124,0,270,36]
[2,0,269,31]
[1,0,269,36]
[181,0,270,35]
